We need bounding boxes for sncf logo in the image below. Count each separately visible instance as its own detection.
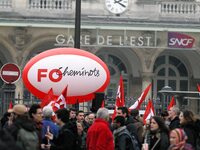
[168,32,195,48]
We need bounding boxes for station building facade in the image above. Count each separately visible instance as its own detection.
[0,0,200,114]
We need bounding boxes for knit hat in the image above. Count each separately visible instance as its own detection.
[170,128,187,144]
[12,104,27,115]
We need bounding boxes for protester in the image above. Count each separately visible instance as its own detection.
[116,107,140,147]
[113,115,139,150]
[130,109,144,145]
[69,108,77,122]
[168,128,194,150]
[29,104,43,147]
[86,108,114,150]
[179,110,197,148]
[168,106,180,130]
[76,110,89,132]
[0,127,22,150]
[45,108,80,150]
[160,110,170,127]
[88,113,95,126]
[77,122,87,150]
[116,107,137,136]
[1,109,14,128]
[41,106,59,146]
[148,116,169,150]
[9,104,39,150]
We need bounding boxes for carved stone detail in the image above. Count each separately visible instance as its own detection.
[9,27,32,50]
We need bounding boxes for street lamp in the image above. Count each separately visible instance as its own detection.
[159,85,173,111]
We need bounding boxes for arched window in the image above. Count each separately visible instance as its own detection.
[98,54,128,99]
[153,55,189,110]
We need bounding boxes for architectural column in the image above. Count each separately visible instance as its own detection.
[15,79,24,104]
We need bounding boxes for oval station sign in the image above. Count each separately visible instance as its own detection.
[22,48,110,104]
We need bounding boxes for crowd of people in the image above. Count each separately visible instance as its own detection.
[0,104,200,150]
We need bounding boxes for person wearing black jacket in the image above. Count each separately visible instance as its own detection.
[179,110,197,148]
[45,108,80,150]
[8,104,39,150]
[113,116,137,150]
[168,106,180,130]
[148,116,169,150]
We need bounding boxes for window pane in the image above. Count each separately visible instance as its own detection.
[158,68,165,76]
[153,55,165,71]
[169,68,176,76]
[108,66,116,76]
[157,80,165,91]
[169,80,176,91]
[169,56,180,67]
[178,64,188,77]
[180,80,188,91]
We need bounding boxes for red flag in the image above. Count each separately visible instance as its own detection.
[9,101,13,109]
[52,86,68,112]
[143,100,155,124]
[40,88,55,108]
[129,83,152,110]
[116,75,125,106]
[101,100,105,108]
[197,83,200,92]
[42,86,68,121]
[167,96,176,111]
[112,75,125,121]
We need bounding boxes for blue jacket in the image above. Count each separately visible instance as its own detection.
[42,118,59,140]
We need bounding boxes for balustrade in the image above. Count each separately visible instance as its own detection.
[29,0,72,10]
[160,2,198,14]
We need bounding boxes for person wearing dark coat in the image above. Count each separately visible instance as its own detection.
[148,116,169,150]
[113,116,134,150]
[117,107,137,136]
[179,110,197,148]
[168,106,180,130]
[8,104,39,150]
[45,108,80,150]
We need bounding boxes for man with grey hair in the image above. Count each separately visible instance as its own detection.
[41,106,59,145]
[168,106,180,130]
[86,108,114,150]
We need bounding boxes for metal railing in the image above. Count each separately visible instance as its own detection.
[28,0,72,10]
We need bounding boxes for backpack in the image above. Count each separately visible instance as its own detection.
[16,128,39,150]
[118,130,140,150]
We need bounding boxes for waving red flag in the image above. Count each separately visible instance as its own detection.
[116,75,125,106]
[112,75,125,121]
[52,86,68,112]
[143,100,155,124]
[129,83,152,110]
[167,96,176,111]
[40,88,55,108]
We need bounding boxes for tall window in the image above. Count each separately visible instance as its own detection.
[98,54,128,99]
[153,55,189,110]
